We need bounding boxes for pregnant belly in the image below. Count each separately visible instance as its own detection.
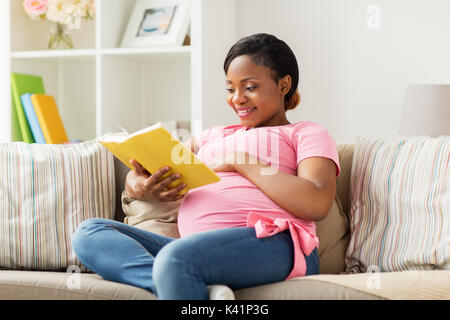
[177,172,288,237]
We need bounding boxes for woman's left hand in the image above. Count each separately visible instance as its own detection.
[210,152,260,173]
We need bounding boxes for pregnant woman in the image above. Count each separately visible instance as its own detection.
[72,33,340,300]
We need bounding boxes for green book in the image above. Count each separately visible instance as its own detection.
[11,73,46,143]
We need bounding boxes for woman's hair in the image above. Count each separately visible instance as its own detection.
[223,33,300,111]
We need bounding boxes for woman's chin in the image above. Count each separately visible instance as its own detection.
[239,119,257,129]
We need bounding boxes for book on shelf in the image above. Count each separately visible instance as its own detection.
[11,73,46,143]
[20,93,46,144]
[98,122,221,193]
[30,94,69,144]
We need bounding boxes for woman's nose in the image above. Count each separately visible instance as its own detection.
[232,90,247,105]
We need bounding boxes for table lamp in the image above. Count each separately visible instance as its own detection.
[399,84,450,136]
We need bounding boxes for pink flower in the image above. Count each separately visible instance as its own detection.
[23,0,48,18]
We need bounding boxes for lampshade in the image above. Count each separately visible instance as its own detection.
[399,84,450,136]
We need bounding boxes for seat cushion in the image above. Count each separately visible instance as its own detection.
[1,270,448,300]
[0,270,156,300]
[234,270,450,300]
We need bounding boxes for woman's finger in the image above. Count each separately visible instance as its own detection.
[152,172,182,193]
[144,166,171,188]
[129,158,148,176]
[158,182,187,201]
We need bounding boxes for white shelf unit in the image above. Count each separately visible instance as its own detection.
[1,0,237,142]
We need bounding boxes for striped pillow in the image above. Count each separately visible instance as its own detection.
[0,140,115,271]
[345,136,450,273]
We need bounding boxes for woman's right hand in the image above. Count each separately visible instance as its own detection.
[125,159,186,202]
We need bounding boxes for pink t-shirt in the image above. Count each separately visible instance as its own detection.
[178,121,340,278]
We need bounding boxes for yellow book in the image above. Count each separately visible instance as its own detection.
[98,123,221,194]
[30,94,69,144]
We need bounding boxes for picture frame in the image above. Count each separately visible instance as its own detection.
[121,0,190,48]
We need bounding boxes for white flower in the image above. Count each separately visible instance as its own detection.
[69,0,90,18]
[46,0,72,24]
[45,0,94,28]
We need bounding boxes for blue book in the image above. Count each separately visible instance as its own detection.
[20,93,46,144]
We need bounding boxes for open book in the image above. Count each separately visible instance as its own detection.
[98,123,220,193]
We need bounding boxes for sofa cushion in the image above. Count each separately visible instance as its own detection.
[315,195,350,274]
[0,140,115,271]
[345,136,450,273]
[113,157,129,222]
[234,270,450,300]
[0,270,155,300]
[336,143,355,217]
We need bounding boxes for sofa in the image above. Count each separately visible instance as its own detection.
[0,139,449,300]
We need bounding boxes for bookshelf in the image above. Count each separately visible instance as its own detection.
[1,0,237,142]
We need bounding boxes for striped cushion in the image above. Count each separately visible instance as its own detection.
[345,136,450,273]
[0,140,115,271]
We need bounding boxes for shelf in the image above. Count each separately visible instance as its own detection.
[101,46,191,56]
[11,49,97,61]
[101,46,191,62]
[11,46,191,60]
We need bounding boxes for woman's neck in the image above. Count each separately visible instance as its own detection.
[253,112,290,128]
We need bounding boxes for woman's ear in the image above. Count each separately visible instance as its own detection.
[278,75,292,96]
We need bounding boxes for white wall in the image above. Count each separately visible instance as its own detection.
[230,0,450,142]
[193,0,238,133]
[0,1,10,142]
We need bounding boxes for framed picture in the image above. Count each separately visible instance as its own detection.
[121,0,190,48]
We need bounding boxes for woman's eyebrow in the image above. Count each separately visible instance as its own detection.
[226,77,259,84]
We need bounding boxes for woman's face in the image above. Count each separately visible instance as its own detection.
[226,55,291,128]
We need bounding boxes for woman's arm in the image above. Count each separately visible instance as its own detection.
[214,152,337,221]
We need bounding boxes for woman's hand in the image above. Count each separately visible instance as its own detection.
[210,158,236,173]
[125,159,186,202]
[211,152,263,173]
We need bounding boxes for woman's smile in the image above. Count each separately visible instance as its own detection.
[236,106,257,118]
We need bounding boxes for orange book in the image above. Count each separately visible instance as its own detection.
[30,94,69,144]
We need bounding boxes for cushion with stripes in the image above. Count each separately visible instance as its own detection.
[344,136,449,273]
[0,140,115,271]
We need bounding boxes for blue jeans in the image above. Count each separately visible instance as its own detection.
[72,218,319,300]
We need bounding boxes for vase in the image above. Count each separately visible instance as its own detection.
[48,22,73,50]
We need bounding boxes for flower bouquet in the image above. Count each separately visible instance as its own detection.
[23,0,96,49]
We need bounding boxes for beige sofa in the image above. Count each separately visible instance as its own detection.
[0,143,448,300]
